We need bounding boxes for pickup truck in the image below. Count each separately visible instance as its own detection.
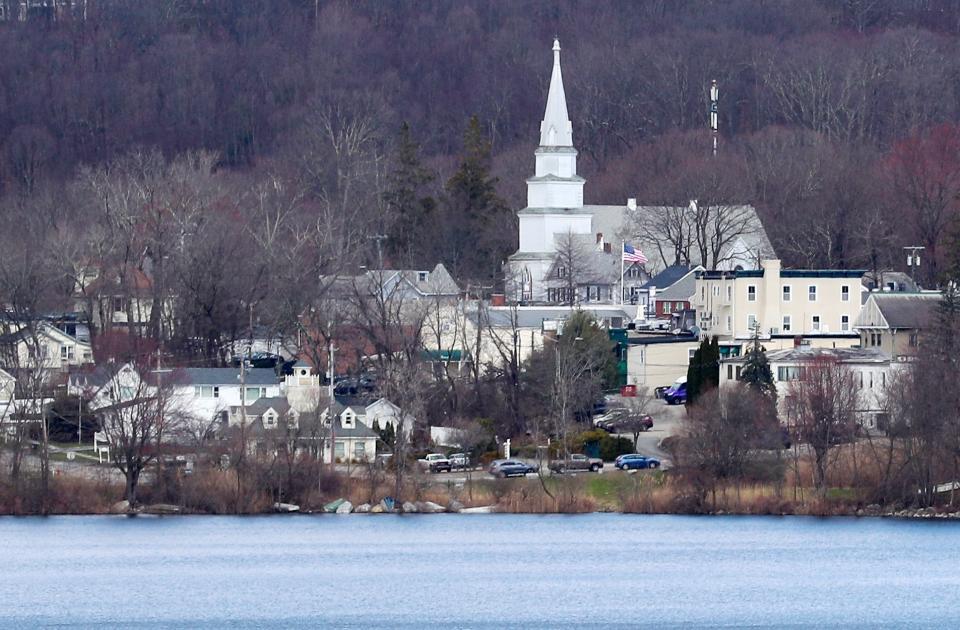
[418,453,452,473]
[549,454,603,474]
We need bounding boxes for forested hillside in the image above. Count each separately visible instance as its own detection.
[1,0,960,355]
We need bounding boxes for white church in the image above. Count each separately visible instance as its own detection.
[506,40,775,305]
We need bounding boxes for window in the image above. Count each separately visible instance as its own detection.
[417,271,428,282]
[909,333,919,347]
[354,441,366,459]
[556,266,567,279]
[725,315,732,332]
[726,285,732,301]
[747,314,757,332]
[841,285,850,302]
[808,285,817,302]
[782,286,791,302]
[264,413,276,428]
[342,410,355,428]
[812,315,821,332]
[782,315,792,333]
[735,366,742,379]
[120,386,134,400]
[747,285,757,302]
[113,297,126,313]
[778,366,802,382]
[60,345,75,361]
[245,387,264,402]
[713,285,720,296]
[841,315,850,332]
[334,442,345,459]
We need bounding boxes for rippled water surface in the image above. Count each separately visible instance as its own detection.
[2,514,959,628]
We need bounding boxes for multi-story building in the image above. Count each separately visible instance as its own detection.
[719,346,896,432]
[693,259,863,351]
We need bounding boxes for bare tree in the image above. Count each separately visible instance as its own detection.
[786,356,860,494]
[97,364,181,507]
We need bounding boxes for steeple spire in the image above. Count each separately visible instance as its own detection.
[540,38,573,147]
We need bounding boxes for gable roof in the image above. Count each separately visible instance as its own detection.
[182,368,279,387]
[655,268,701,301]
[245,396,291,417]
[866,293,940,330]
[723,346,891,364]
[640,265,694,291]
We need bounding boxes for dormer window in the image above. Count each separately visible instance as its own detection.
[556,266,567,279]
[417,271,428,282]
[342,409,355,429]
[264,412,276,428]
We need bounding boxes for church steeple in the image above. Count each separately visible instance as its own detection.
[539,39,573,147]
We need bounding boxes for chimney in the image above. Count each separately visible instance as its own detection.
[627,198,637,211]
[491,293,506,307]
[596,233,603,244]
[794,336,802,348]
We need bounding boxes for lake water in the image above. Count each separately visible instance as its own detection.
[1,514,959,628]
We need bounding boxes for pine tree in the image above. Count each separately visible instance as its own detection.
[384,122,437,267]
[740,332,776,401]
[443,115,512,286]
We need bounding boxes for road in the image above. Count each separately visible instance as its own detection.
[625,399,686,466]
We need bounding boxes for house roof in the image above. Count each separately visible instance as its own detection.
[590,203,776,274]
[181,368,279,386]
[245,396,291,417]
[471,305,634,329]
[869,293,941,330]
[722,346,891,364]
[80,267,154,296]
[639,265,692,291]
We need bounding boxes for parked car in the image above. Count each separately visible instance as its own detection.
[663,377,687,405]
[448,453,470,469]
[594,410,653,433]
[488,459,537,478]
[615,453,661,470]
[418,453,451,473]
[549,453,604,474]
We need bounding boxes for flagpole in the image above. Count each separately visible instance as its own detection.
[620,241,625,305]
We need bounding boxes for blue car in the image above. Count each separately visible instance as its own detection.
[663,380,687,405]
[615,454,661,470]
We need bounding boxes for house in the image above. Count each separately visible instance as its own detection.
[325,397,410,436]
[319,405,380,463]
[719,346,896,431]
[168,368,282,429]
[625,333,700,390]
[0,322,94,371]
[462,304,635,369]
[505,40,774,304]
[855,292,941,359]
[73,264,173,336]
[68,362,143,410]
[694,259,863,351]
[638,265,702,320]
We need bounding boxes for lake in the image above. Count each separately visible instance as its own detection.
[1,514,958,628]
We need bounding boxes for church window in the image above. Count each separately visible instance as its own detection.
[557,266,567,279]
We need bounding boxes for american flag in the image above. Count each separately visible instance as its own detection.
[623,243,648,264]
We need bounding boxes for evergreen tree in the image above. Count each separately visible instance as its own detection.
[740,333,776,400]
[384,122,437,267]
[442,115,512,286]
[686,336,720,405]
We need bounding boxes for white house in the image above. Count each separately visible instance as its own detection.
[168,367,282,429]
[719,346,897,431]
[0,322,93,371]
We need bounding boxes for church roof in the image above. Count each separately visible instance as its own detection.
[540,39,573,148]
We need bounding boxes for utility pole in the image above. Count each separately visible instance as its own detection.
[904,246,925,288]
[710,79,719,157]
[327,338,336,470]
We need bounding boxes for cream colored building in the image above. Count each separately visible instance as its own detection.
[693,259,863,350]
[626,336,700,390]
